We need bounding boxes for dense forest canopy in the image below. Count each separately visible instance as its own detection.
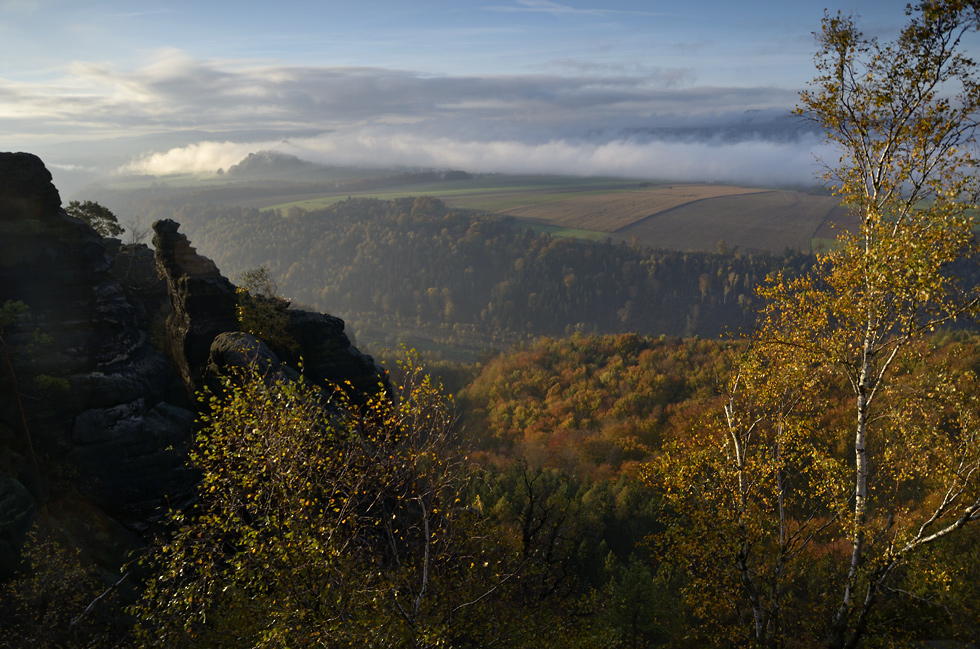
[105,193,826,351]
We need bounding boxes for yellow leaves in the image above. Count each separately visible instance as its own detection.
[135,350,467,645]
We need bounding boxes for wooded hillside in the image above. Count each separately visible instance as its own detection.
[118,195,825,350]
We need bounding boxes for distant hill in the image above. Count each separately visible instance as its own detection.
[225,150,324,178]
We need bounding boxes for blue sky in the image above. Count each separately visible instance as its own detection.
[0,1,929,192]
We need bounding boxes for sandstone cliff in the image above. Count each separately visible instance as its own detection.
[0,152,387,577]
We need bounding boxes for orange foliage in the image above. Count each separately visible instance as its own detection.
[459,333,734,476]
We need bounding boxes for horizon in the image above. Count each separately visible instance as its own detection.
[0,1,942,195]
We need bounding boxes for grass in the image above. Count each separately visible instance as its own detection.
[261,177,651,213]
[271,196,350,211]
[515,222,611,241]
[449,189,625,213]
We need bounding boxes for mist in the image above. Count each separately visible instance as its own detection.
[2,51,827,188]
[122,126,829,187]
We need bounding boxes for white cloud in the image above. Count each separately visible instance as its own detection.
[1,51,796,136]
[508,0,606,16]
[123,141,260,175]
[47,162,97,172]
[123,128,828,187]
[484,0,667,18]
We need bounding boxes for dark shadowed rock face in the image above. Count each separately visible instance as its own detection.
[152,218,388,403]
[0,153,138,377]
[206,331,299,387]
[282,309,389,402]
[0,153,389,578]
[0,152,62,222]
[0,153,195,575]
[152,219,239,396]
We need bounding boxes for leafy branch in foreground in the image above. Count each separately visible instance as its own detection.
[132,352,521,648]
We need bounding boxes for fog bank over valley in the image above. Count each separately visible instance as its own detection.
[4,55,828,192]
[121,122,827,189]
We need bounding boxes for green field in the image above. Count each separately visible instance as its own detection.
[255,175,656,212]
[517,223,611,241]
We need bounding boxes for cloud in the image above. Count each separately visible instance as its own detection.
[123,141,261,175]
[1,49,817,185]
[540,59,695,86]
[123,126,829,187]
[483,0,667,18]
[2,51,798,137]
[487,0,607,16]
[48,162,98,172]
[111,9,172,17]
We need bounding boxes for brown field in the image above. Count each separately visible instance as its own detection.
[608,191,844,253]
[812,204,859,240]
[230,173,854,254]
[502,184,769,232]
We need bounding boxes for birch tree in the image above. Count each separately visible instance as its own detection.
[654,2,980,647]
[132,357,481,648]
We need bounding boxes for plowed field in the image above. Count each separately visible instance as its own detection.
[502,184,769,232]
[609,191,845,253]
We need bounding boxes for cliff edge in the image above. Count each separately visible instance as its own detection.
[0,152,387,576]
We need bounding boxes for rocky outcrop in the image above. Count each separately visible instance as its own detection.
[281,309,388,402]
[0,153,388,576]
[153,218,387,402]
[152,219,239,396]
[0,153,194,574]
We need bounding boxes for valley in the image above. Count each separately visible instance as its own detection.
[87,165,855,255]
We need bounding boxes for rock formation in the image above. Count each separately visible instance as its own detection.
[281,307,389,402]
[152,218,240,396]
[0,152,194,574]
[152,218,387,401]
[0,153,388,577]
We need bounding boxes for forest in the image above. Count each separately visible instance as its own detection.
[6,331,979,647]
[110,192,820,350]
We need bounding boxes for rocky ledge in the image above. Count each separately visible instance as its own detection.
[0,152,387,576]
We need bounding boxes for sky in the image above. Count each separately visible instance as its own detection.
[0,0,934,194]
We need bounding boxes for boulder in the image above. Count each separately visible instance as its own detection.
[206,331,299,387]
[282,309,389,402]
